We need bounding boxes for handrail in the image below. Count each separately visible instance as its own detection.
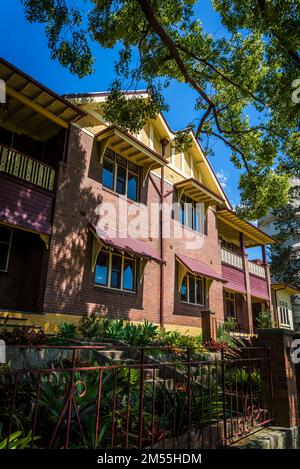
[0,143,55,191]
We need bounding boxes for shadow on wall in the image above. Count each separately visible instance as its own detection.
[43,126,144,319]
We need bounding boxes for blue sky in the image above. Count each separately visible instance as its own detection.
[1,0,261,258]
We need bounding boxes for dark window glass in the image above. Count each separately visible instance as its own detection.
[103,159,114,190]
[117,155,127,167]
[189,276,195,303]
[116,165,126,195]
[0,244,9,270]
[95,252,109,286]
[196,278,204,305]
[0,226,11,243]
[180,276,188,301]
[111,254,122,289]
[127,172,138,201]
[123,259,135,291]
[105,149,115,161]
[128,161,138,174]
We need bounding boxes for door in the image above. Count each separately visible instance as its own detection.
[17,231,44,312]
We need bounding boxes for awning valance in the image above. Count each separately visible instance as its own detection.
[95,125,168,185]
[176,253,226,291]
[0,57,86,141]
[217,208,276,247]
[174,178,225,212]
[89,224,161,280]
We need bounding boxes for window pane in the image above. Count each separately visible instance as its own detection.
[111,254,122,289]
[127,172,138,201]
[180,276,187,301]
[117,155,127,168]
[105,149,115,161]
[103,159,114,190]
[189,276,195,303]
[116,165,126,195]
[196,278,204,305]
[128,161,138,174]
[123,258,135,291]
[194,208,201,232]
[95,252,109,286]
[0,226,11,243]
[186,203,193,229]
[0,243,9,270]
[180,202,185,225]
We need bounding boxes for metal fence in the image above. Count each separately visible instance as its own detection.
[0,345,274,449]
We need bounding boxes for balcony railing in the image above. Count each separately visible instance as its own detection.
[248,261,266,278]
[221,248,243,269]
[0,143,55,191]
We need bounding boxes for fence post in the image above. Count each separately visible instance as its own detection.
[138,348,145,449]
[255,328,299,428]
[187,348,191,449]
[221,349,227,446]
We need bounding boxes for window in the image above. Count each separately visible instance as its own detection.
[224,291,236,318]
[95,248,136,292]
[179,194,203,233]
[0,226,12,272]
[102,149,139,201]
[279,300,290,326]
[180,274,206,306]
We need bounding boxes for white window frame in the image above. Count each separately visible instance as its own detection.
[0,226,13,272]
[180,274,206,306]
[102,149,139,202]
[95,249,137,293]
[279,300,290,326]
[179,194,204,234]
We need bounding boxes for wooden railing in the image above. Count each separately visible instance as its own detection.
[221,248,243,269]
[248,260,266,278]
[0,143,55,191]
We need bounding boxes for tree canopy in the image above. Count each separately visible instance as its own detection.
[21,0,300,218]
[270,182,300,289]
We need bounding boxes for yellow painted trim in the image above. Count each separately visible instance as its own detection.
[6,85,69,129]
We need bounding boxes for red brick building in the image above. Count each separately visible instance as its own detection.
[0,59,275,337]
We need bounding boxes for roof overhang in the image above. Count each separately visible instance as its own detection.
[95,125,168,185]
[89,222,161,263]
[217,208,277,247]
[174,177,225,211]
[0,57,86,141]
[272,283,300,295]
[176,253,226,293]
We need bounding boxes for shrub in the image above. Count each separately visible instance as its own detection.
[256,310,273,328]
[0,323,48,346]
[58,322,77,339]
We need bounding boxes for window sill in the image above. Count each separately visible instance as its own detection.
[94,283,136,295]
[180,224,206,238]
[102,186,142,207]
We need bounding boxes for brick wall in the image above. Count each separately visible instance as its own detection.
[42,126,225,333]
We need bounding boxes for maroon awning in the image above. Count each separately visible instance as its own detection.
[90,224,161,263]
[176,253,226,282]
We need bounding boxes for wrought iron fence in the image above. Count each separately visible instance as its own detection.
[0,345,274,449]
